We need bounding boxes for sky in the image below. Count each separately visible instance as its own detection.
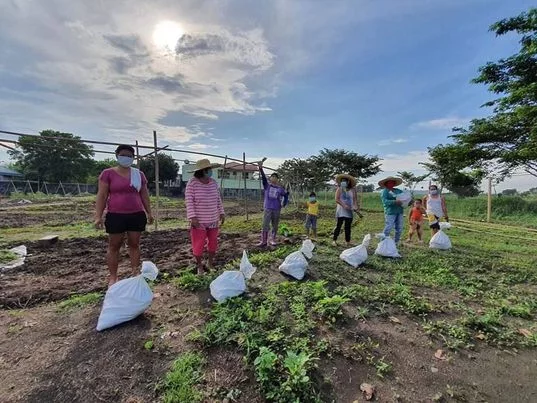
[0,0,535,191]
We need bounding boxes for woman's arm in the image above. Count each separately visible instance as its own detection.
[335,188,344,206]
[94,179,109,227]
[422,195,428,210]
[259,167,268,190]
[441,197,449,220]
[217,184,225,224]
[140,184,153,222]
[185,181,199,227]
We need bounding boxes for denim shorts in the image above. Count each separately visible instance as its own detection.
[305,214,318,230]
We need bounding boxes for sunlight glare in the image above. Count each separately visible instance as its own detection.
[152,20,184,52]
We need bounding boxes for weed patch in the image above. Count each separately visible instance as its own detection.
[57,292,103,311]
[158,352,206,403]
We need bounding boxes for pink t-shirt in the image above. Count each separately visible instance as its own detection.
[185,177,225,227]
[99,168,147,214]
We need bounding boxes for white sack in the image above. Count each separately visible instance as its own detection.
[375,237,401,258]
[300,239,316,259]
[279,251,309,280]
[96,261,158,331]
[210,251,256,302]
[340,234,371,268]
[0,245,27,272]
[439,222,452,230]
[396,191,412,206]
[429,230,452,250]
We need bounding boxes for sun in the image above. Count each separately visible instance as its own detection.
[152,20,184,52]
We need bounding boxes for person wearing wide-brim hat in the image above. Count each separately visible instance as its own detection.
[185,159,225,274]
[378,176,405,243]
[333,174,359,247]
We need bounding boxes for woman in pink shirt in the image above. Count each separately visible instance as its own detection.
[94,145,153,286]
[185,159,225,275]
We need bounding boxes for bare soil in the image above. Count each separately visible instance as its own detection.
[0,229,260,309]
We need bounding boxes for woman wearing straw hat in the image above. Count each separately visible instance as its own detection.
[379,176,405,243]
[333,174,359,247]
[185,159,225,275]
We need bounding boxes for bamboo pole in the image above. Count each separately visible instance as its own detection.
[243,152,248,221]
[220,155,228,197]
[153,130,160,230]
[135,140,140,167]
[487,177,492,223]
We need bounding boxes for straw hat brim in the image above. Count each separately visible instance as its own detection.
[335,174,357,188]
[188,162,222,173]
[378,176,403,188]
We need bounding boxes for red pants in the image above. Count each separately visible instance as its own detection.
[190,227,219,257]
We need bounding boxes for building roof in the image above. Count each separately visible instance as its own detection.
[0,166,23,177]
[223,162,259,172]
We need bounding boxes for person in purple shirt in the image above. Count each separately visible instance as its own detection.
[258,161,289,247]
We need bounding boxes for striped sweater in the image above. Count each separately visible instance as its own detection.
[185,177,225,227]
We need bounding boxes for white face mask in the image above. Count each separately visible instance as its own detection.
[117,156,134,168]
[340,181,348,189]
[430,189,439,196]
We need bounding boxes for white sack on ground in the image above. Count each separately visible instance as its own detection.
[429,230,452,250]
[340,234,371,268]
[279,251,309,280]
[96,261,159,331]
[439,222,452,230]
[0,245,27,272]
[210,251,256,302]
[375,237,401,258]
[300,239,315,259]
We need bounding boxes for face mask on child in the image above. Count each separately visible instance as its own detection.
[340,181,348,189]
[309,197,316,202]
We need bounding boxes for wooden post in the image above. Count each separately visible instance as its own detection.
[487,177,492,223]
[220,155,228,198]
[135,140,140,167]
[153,130,160,230]
[243,152,248,221]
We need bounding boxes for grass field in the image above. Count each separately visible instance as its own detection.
[1,193,537,402]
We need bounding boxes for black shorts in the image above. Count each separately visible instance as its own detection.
[105,212,147,234]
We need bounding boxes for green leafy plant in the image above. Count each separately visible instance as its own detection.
[158,352,206,403]
[58,292,103,311]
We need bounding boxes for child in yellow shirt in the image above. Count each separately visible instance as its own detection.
[305,192,319,239]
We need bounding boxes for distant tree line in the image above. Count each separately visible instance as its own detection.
[7,130,179,184]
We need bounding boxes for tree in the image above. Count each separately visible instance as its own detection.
[421,146,484,198]
[361,184,375,193]
[277,149,381,192]
[140,153,179,184]
[442,8,537,179]
[86,158,117,184]
[501,188,518,196]
[8,130,94,182]
[311,148,381,181]
[397,171,430,195]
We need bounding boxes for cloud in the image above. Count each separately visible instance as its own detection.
[176,29,274,70]
[378,138,409,146]
[184,142,219,150]
[412,117,470,130]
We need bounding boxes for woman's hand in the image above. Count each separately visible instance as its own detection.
[220,214,225,226]
[147,214,154,225]
[395,200,403,206]
[94,218,104,230]
[190,217,200,228]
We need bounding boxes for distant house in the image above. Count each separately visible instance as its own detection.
[181,162,262,199]
[0,166,23,181]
